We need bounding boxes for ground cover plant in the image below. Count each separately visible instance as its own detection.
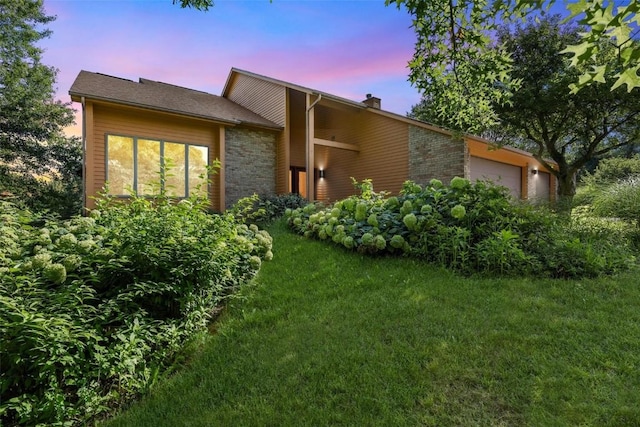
[228,192,308,226]
[0,192,272,426]
[103,220,640,426]
[287,178,636,278]
[575,155,640,248]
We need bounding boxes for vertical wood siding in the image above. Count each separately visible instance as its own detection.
[307,102,366,201]
[289,90,306,168]
[275,89,291,194]
[89,103,220,209]
[314,145,359,202]
[84,102,95,210]
[226,74,287,126]
[276,131,288,194]
[351,111,409,195]
[310,103,409,200]
[314,104,362,145]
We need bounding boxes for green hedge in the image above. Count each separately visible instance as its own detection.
[287,178,635,278]
[0,193,272,426]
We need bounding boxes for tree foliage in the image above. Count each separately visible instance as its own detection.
[563,0,640,93]
[389,0,639,133]
[172,0,213,11]
[394,0,527,132]
[410,15,640,206]
[0,0,81,216]
[489,16,640,203]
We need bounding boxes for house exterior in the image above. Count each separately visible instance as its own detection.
[69,68,555,211]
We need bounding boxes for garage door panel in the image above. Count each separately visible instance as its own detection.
[470,156,521,198]
[534,171,550,202]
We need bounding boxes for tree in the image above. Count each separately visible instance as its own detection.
[0,0,81,216]
[482,16,638,206]
[387,0,640,133]
[172,0,213,11]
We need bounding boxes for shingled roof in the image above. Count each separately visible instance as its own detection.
[69,71,281,130]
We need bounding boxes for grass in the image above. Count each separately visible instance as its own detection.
[104,220,640,426]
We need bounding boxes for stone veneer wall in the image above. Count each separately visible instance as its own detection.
[407,125,468,186]
[225,127,277,209]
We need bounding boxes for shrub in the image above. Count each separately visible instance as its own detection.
[583,155,640,185]
[591,176,640,226]
[0,190,272,425]
[229,193,307,225]
[577,156,640,207]
[287,178,635,277]
[0,169,82,219]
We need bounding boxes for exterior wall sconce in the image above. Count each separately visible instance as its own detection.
[319,169,325,179]
[532,169,538,175]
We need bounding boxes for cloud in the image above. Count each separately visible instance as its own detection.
[41,0,421,135]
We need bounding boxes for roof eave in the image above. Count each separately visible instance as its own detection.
[69,90,282,130]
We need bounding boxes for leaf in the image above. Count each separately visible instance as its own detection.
[591,65,608,84]
[606,21,632,44]
[560,41,596,66]
[611,65,640,92]
[565,0,591,18]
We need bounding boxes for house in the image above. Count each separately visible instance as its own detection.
[69,68,556,211]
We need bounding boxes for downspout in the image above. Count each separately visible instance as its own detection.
[81,97,87,214]
[305,93,322,201]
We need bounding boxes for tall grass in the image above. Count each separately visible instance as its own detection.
[105,220,640,426]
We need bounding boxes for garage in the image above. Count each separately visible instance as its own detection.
[533,171,550,202]
[470,156,522,198]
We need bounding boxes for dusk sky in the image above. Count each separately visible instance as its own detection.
[40,0,422,136]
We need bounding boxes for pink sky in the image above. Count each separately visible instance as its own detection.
[41,0,422,137]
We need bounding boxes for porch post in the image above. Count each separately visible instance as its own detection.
[218,126,226,210]
[305,93,321,202]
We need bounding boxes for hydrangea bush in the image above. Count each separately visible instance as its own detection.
[287,178,635,277]
[0,192,273,426]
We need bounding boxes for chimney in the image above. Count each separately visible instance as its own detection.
[362,93,381,109]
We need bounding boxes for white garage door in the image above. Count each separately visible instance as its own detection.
[470,156,522,198]
[534,171,550,202]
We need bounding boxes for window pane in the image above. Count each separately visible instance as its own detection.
[188,145,209,197]
[106,136,133,195]
[137,139,161,195]
[164,142,186,197]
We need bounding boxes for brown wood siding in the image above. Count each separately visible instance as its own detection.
[84,101,95,209]
[314,145,358,202]
[89,102,220,210]
[289,90,306,169]
[275,90,291,194]
[276,129,289,194]
[352,111,409,195]
[314,104,361,145]
[226,74,286,126]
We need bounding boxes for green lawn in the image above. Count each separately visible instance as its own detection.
[105,220,640,426]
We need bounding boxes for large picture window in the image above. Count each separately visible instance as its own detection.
[106,135,209,198]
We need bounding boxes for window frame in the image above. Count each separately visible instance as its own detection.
[104,133,210,198]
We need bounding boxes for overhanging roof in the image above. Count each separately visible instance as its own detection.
[69,71,282,130]
[223,68,454,137]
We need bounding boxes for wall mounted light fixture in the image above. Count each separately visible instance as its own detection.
[319,169,325,179]
[532,169,538,175]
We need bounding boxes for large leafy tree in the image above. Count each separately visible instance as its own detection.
[172,0,213,11]
[387,0,639,133]
[177,1,639,139]
[0,0,81,216]
[439,16,639,205]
